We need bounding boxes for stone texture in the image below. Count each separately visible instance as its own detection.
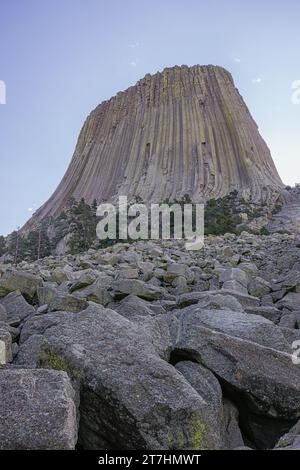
[0,271,42,300]
[37,305,222,450]
[172,306,290,352]
[3,232,300,450]
[113,279,169,301]
[170,323,300,422]
[49,293,88,313]
[0,369,77,449]
[0,304,7,322]
[177,289,259,309]
[221,399,244,450]
[0,290,35,325]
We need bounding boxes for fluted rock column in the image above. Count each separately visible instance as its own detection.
[28,64,284,226]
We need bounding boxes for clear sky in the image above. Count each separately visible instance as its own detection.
[0,0,299,235]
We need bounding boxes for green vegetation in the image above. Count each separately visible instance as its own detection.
[0,236,6,257]
[204,191,243,235]
[66,198,99,254]
[38,346,80,379]
[6,225,51,263]
[260,226,270,236]
[277,439,291,448]
[0,192,269,262]
[204,191,271,236]
[191,416,206,450]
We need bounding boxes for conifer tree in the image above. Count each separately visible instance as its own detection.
[0,236,6,257]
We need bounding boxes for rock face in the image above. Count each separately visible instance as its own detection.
[28,65,283,227]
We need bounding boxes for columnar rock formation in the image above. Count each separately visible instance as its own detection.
[30,65,283,224]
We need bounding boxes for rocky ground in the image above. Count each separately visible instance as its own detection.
[1,232,300,450]
[268,186,300,234]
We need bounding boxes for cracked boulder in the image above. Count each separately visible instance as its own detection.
[170,314,300,447]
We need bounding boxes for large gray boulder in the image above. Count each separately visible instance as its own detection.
[73,277,113,306]
[111,295,166,319]
[113,279,169,301]
[170,324,300,421]
[0,369,77,449]
[164,263,194,284]
[19,311,70,344]
[110,295,171,359]
[220,268,248,294]
[177,290,259,309]
[0,290,35,325]
[171,306,290,352]
[37,285,57,306]
[15,334,44,366]
[49,293,88,313]
[0,270,42,300]
[174,361,223,445]
[195,293,244,312]
[248,277,271,298]
[245,306,282,324]
[276,293,300,311]
[36,305,222,450]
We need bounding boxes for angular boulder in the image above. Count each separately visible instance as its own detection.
[171,325,300,421]
[49,293,88,313]
[171,306,290,352]
[0,290,35,325]
[177,290,259,309]
[0,369,77,449]
[113,279,169,301]
[0,270,42,300]
[36,305,222,450]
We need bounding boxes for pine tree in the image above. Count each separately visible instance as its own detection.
[7,229,24,265]
[0,236,6,256]
[22,225,52,261]
[68,198,98,254]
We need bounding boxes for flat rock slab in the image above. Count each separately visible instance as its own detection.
[171,307,290,353]
[177,290,260,309]
[0,369,77,449]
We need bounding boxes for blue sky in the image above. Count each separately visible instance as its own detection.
[0,0,299,235]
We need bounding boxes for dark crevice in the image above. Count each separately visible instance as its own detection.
[211,376,296,450]
[169,348,199,366]
[168,348,296,450]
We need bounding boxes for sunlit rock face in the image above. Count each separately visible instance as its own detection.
[30,65,283,224]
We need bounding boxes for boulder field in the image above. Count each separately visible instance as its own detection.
[1,231,300,450]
